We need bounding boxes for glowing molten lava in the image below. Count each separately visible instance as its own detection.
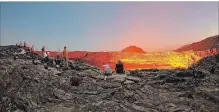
[35,49,215,70]
[119,51,202,69]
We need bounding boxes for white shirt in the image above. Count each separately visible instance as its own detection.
[43,52,47,58]
[20,49,26,54]
[103,64,112,74]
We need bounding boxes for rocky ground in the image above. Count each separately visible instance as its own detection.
[0,45,219,112]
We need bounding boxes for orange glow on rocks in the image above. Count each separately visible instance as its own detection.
[35,49,215,70]
[121,46,145,53]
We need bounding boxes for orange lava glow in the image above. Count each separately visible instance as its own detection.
[35,50,215,70]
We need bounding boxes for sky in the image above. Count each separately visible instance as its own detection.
[0,2,218,52]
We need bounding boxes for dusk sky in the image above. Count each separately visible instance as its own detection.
[1,2,218,52]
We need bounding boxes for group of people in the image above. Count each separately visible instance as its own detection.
[103,60,124,80]
[16,41,126,79]
[41,46,69,68]
[16,41,69,68]
[16,41,35,53]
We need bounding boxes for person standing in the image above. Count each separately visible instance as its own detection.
[41,46,45,56]
[24,41,27,47]
[63,46,69,67]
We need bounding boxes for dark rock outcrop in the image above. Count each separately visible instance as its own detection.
[0,45,218,112]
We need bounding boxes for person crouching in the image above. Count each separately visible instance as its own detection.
[103,64,112,80]
[55,52,61,67]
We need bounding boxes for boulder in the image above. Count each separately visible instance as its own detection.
[108,74,127,83]
[154,73,167,80]
[124,80,135,84]
[70,76,81,86]
[126,76,141,82]
[175,71,193,77]
[53,89,73,100]
[165,77,185,83]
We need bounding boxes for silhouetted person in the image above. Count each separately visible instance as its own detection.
[41,46,45,56]
[24,41,27,47]
[63,46,69,67]
[115,60,124,74]
[41,46,45,52]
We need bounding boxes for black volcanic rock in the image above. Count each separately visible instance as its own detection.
[0,45,218,112]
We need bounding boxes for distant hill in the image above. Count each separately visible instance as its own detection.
[121,46,145,53]
[175,35,219,52]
